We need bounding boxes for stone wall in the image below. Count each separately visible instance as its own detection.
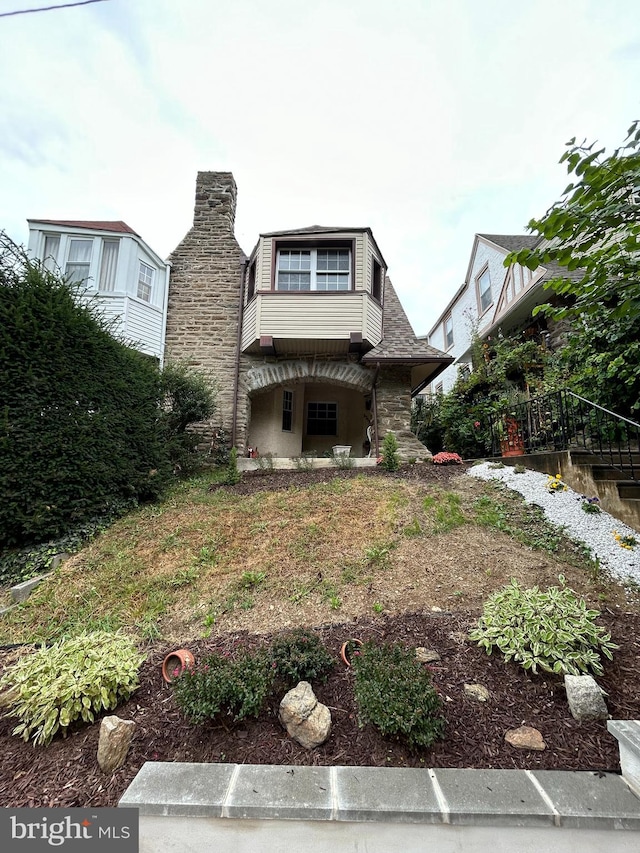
[375,366,431,460]
[164,172,245,446]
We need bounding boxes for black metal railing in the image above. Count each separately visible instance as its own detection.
[489,390,640,483]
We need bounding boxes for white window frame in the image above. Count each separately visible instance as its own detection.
[276,248,351,291]
[476,266,492,314]
[137,261,154,302]
[42,233,60,272]
[65,238,93,285]
[444,315,454,349]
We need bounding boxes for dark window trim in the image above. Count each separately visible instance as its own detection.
[282,388,293,432]
[270,237,356,292]
[475,263,493,316]
[306,400,338,436]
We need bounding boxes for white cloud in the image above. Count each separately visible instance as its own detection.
[1,0,638,334]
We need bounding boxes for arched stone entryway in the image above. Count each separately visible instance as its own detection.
[242,360,375,459]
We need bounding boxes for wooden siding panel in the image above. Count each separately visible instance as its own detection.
[241,298,258,350]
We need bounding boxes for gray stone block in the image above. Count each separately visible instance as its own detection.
[564,674,608,721]
[335,766,442,823]
[10,574,49,603]
[532,769,640,829]
[119,761,236,817]
[224,765,332,820]
[433,768,553,826]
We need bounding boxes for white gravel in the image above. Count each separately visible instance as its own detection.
[467,462,640,588]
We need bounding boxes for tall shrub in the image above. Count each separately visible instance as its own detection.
[0,235,170,547]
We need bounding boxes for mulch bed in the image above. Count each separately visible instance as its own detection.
[1,608,638,808]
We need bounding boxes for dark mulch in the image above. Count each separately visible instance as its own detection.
[210,460,469,494]
[1,608,638,808]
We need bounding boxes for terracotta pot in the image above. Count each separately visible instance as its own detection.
[340,638,363,667]
[162,649,195,683]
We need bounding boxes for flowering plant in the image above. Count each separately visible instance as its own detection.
[547,473,567,493]
[432,452,463,465]
[580,495,601,514]
[613,530,637,550]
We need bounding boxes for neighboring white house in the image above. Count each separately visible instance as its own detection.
[424,233,572,394]
[27,219,170,362]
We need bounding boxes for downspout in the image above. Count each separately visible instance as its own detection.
[372,364,381,458]
[231,258,248,448]
[158,261,171,368]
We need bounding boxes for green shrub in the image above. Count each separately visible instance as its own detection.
[380,432,400,471]
[255,453,275,473]
[0,235,172,548]
[220,447,241,485]
[468,578,618,675]
[172,649,273,723]
[0,631,144,746]
[269,628,335,686]
[160,361,216,473]
[352,641,445,749]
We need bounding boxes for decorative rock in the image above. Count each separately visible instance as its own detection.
[505,725,546,751]
[415,648,441,664]
[279,681,331,750]
[97,715,136,773]
[464,683,490,702]
[564,674,609,721]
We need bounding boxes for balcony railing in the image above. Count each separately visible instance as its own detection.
[489,390,640,484]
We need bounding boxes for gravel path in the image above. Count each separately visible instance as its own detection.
[467,462,640,588]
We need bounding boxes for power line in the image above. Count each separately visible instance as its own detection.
[0,0,109,18]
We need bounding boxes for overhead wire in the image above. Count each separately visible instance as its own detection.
[0,0,109,18]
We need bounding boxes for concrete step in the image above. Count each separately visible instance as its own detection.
[591,466,635,481]
[618,483,640,500]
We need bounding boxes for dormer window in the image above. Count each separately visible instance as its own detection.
[276,248,350,291]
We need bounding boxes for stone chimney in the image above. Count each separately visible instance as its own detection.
[193,171,237,233]
[164,171,246,447]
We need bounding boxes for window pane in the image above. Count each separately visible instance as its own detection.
[278,250,310,271]
[138,262,154,301]
[99,240,119,292]
[65,263,90,284]
[277,272,311,291]
[42,235,60,271]
[317,249,349,271]
[316,273,349,291]
[478,269,492,311]
[282,389,293,432]
[68,239,92,262]
[307,401,337,436]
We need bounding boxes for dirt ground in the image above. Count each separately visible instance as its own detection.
[1,463,638,808]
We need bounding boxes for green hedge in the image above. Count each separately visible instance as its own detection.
[0,236,171,547]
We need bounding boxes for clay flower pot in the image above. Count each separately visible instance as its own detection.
[340,638,363,667]
[162,649,195,683]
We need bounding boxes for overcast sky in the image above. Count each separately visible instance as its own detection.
[1,0,638,335]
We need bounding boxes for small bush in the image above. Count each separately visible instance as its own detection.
[220,447,241,485]
[468,578,618,676]
[514,464,526,474]
[352,641,445,749]
[269,628,335,687]
[380,432,400,472]
[293,453,315,471]
[255,453,275,473]
[431,452,463,465]
[0,631,144,746]
[172,648,273,723]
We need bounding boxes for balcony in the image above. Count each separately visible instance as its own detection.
[241,291,383,356]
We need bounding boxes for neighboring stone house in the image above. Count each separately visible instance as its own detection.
[27,219,170,362]
[425,233,576,395]
[164,172,453,460]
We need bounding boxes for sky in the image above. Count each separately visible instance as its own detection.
[1,0,639,336]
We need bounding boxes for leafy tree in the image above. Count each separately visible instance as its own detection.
[505,122,640,416]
